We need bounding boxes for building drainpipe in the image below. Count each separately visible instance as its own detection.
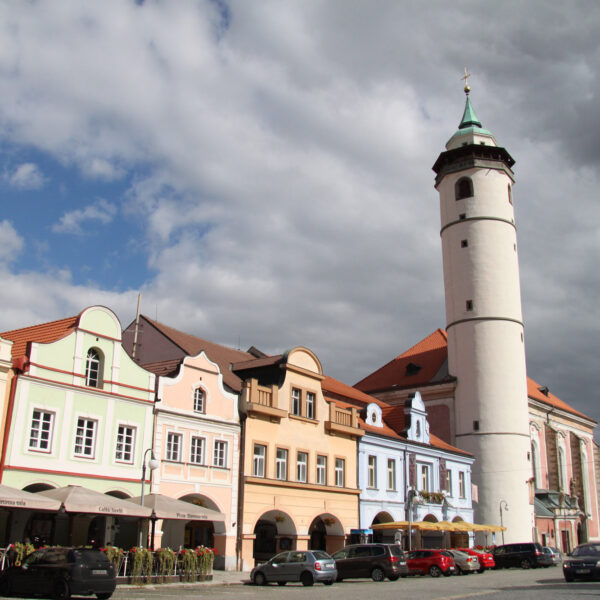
[236,412,246,571]
[0,358,27,482]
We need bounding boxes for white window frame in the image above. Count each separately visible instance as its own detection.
[190,436,205,465]
[291,388,301,416]
[446,470,453,496]
[316,455,327,485]
[387,458,396,491]
[115,424,136,463]
[166,432,183,462]
[85,348,102,388]
[306,392,315,419]
[297,451,308,483]
[276,448,288,481]
[418,462,431,492]
[368,455,377,488]
[335,458,345,487]
[213,440,228,468]
[193,387,206,413]
[74,417,97,458]
[253,444,266,477]
[459,471,466,498]
[29,409,54,452]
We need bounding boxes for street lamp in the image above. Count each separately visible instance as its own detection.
[139,448,159,547]
[407,488,419,551]
[499,500,509,545]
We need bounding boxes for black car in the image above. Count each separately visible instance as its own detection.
[563,542,600,582]
[331,543,409,581]
[0,547,116,600]
[492,542,553,569]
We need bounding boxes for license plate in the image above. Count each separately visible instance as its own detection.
[92,569,107,575]
[576,568,590,574]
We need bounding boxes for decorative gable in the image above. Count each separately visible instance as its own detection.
[403,391,430,444]
[365,402,383,428]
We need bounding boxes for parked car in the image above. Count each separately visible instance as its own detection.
[405,549,456,577]
[0,546,115,600]
[457,547,495,572]
[331,543,408,581]
[492,542,553,569]
[543,546,562,565]
[251,550,337,586]
[563,542,600,582]
[446,549,479,574]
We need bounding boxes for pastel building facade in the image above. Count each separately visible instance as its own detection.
[145,351,240,569]
[323,379,474,548]
[0,306,156,547]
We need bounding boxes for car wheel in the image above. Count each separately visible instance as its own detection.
[371,567,385,582]
[0,578,12,597]
[300,572,314,587]
[336,576,343,582]
[253,572,267,586]
[520,559,531,569]
[324,580,334,586]
[388,574,400,581]
[53,579,71,600]
[564,575,574,582]
[97,594,112,600]
[456,566,463,575]
[477,567,485,573]
[277,581,286,586]
[429,565,442,577]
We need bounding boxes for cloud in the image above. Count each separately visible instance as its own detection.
[52,199,118,235]
[6,163,46,190]
[0,221,24,264]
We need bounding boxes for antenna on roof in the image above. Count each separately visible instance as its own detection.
[132,293,142,360]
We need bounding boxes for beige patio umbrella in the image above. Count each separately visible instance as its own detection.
[371,520,444,531]
[39,485,152,517]
[128,493,226,522]
[0,484,61,511]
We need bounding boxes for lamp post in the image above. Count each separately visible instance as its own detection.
[499,500,509,545]
[139,448,159,547]
[407,488,418,551]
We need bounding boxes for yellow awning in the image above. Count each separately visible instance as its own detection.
[371,520,505,533]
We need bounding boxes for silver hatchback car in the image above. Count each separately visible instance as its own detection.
[251,550,337,586]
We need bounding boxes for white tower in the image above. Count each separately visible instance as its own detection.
[432,82,533,543]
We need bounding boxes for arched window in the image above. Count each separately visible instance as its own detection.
[507,184,513,205]
[85,348,102,388]
[193,388,205,413]
[531,440,541,488]
[455,177,474,200]
[557,446,567,492]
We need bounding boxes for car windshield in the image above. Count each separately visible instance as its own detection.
[572,545,600,557]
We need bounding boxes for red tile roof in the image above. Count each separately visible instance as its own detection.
[142,317,255,392]
[356,328,594,423]
[1,315,80,360]
[354,329,452,392]
[141,358,184,378]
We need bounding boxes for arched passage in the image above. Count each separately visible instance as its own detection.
[253,510,297,563]
[371,511,394,544]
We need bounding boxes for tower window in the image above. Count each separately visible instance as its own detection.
[466,300,473,311]
[455,177,474,200]
[85,348,103,388]
[508,184,513,205]
[459,213,466,220]
[473,420,480,431]
[461,239,468,248]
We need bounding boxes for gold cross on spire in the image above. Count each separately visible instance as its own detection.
[461,68,471,95]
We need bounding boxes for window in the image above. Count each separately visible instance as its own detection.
[418,463,430,492]
[166,432,182,462]
[213,440,228,468]
[306,392,315,419]
[85,348,102,388]
[115,425,136,463]
[297,451,308,483]
[387,459,396,491]
[276,448,288,480]
[335,458,345,487]
[459,471,466,498]
[368,455,377,488]
[253,444,266,477]
[29,410,54,452]
[190,436,205,464]
[74,418,97,458]
[316,455,327,485]
[446,470,453,495]
[466,300,473,311]
[461,239,468,248]
[459,213,466,220]
[558,446,567,492]
[193,388,205,413]
[508,184,513,205]
[291,388,301,416]
[455,177,473,200]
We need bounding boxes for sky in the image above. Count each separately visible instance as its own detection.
[0,1,598,430]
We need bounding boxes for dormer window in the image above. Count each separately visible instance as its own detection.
[193,387,206,413]
[416,420,421,439]
[85,348,102,388]
[366,403,383,428]
[455,177,473,200]
[405,362,421,376]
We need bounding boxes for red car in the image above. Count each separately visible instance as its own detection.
[405,550,456,577]
[458,548,495,572]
